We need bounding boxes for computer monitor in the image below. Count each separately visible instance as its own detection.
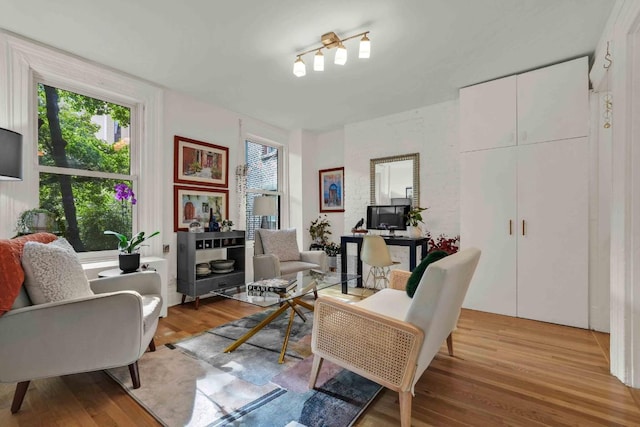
[366,205,411,233]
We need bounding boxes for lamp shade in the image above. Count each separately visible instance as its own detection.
[293,57,306,77]
[0,128,22,181]
[314,50,324,71]
[334,43,347,65]
[253,196,277,216]
[359,34,371,59]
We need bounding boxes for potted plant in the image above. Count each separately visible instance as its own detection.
[221,219,234,232]
[405,206,428,238]
[15,208,59,235]
[308,215,332,245]
[323,241,341,271]
[104,183,160,273]
[426,231,460,254]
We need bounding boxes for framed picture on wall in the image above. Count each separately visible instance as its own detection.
[319,167,345,213]
[174,135,229,188]
[174,185,229,231]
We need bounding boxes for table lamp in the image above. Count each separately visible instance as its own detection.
[253,196,277,229]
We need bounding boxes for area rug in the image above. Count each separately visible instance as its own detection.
[107,306,382,427]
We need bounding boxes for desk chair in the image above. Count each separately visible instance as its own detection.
[360,235,400,289]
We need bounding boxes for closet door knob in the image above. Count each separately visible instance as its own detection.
[522,220,526,236]
[509,220,513,235]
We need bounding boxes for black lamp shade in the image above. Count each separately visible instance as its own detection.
[0,128,23,181]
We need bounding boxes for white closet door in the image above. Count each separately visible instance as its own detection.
[517,57,589,145]
[461,147,517,316]
[517,138,588,328]
[459,76,517,152]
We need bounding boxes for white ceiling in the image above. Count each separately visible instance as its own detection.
[0,0,614,132]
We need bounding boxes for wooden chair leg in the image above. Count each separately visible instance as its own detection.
[399,390,412,427]
[129,361,141,389]
[308,355,324,389]
[194,296,200,310]
[11,381,30,414]
[148,338,156,352]
[446,332,454,356]
[181,294,186,305]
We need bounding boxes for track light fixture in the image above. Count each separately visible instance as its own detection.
[293,30,370,77]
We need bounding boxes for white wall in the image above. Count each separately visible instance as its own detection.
[305,101,460,273]
[344,101,460,240]
[299,129,345,250]
[163,90,289,307]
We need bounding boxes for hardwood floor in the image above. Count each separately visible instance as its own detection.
[2,289,640,426]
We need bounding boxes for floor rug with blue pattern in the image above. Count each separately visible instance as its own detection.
[107,306,382,427]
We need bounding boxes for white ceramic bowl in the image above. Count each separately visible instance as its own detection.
[210,259,235,270]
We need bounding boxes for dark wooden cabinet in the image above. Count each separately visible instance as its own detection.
[177,231,245,308]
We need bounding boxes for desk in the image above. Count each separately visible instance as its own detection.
[340,235,428,291]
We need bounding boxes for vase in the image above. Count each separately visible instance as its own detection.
[119,253,140,273]
[328,256,337,272]
[409,225,423,238]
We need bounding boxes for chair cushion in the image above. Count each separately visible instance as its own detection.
[0,232,58,315]
[406,250,449,298]
[355,288,412,321]
[21,238,94,304]
[141,294,162,333]
[259,229,301,262]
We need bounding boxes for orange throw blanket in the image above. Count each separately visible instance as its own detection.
[0,232,58,315]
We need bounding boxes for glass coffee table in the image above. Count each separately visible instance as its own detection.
[212,269,359,363]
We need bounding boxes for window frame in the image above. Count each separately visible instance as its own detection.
[34,77,139,257]
[245,136,283,239]
[2,32,163,259]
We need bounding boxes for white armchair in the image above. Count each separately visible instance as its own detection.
[253,228,327,279]
[0,271,162,414]
[309,248,481,427]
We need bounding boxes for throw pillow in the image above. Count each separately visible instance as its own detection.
[259,229,301,262]
[406,250,450,298]
[0,232,58,315]
[21,237,94,304]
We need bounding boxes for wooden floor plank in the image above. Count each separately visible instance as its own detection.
[1,292,639,426]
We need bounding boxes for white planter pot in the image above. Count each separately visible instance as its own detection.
[328,256,337,271]
[408,225,422,238]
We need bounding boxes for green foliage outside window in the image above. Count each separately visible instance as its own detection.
[37,83,133,252]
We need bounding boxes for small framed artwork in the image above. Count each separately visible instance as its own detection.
[406,187,413,199]
[319,167,345,213]
[174,135,229,188]
[174,185,229,231]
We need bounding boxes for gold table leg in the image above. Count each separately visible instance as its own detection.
[223,304,289,353]
[224,280,319,360]
[279,307,297,364]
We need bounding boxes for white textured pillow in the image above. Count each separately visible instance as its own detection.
[260,229,301,262]
[21,238,93,304]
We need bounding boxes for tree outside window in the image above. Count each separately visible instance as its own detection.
[37,83,135,252]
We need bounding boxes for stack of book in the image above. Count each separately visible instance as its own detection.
[246,277,297,296]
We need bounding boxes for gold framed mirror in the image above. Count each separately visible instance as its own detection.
[370,153,420,207]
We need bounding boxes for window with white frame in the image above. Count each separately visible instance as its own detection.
[2,34,162,258]
[245,139,281,239]
[36,81,137,252]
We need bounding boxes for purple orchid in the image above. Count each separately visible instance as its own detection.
[114,183,136,205]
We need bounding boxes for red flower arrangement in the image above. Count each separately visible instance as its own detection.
[426,231,460,254]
